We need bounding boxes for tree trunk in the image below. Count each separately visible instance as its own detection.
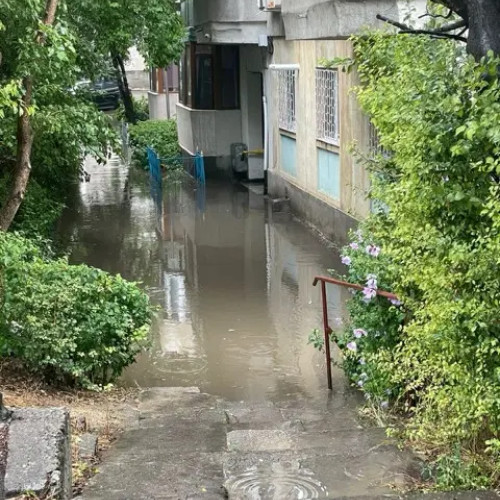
[467,0,500,60]
[0,0,59,231]
[438,0,500,59]
[113,54,136,124]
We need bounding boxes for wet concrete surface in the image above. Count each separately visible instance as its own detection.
[61,158,490,499]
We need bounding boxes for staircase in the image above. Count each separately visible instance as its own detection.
[81,387,418,499]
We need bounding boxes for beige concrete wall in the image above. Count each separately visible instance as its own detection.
[191,0,267,44]
[177,103,242,157]
[269,38,371,220]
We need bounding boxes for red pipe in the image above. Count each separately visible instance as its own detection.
[320,281,333,390]
[313,275,398,300]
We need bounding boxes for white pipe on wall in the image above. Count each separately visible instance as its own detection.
[262,95,269,173]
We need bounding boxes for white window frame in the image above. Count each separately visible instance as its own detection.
[316,67,339,145]
[273,66,298,133]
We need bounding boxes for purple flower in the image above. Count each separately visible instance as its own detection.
[346,341,357,352]
[350,242,359,250]
[380,401,389,410]
[359,358,366,365]
[366,245,381,257]
[341,256,352,266]
[390,298,402,306]
[357,380,364,387]
[362,287,377,302]
[353,328,367,338]
[366,274,378,290]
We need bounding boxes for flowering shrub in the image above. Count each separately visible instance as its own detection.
[332,228,405,407]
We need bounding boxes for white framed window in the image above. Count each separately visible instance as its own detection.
[316,68,339,145]
[276,69,297,133]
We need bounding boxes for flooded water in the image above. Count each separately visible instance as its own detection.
[57,156,351,402]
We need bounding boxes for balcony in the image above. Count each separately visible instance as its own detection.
[176,103,242,158]
[182,0,267,45]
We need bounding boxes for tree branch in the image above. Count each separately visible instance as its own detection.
[376,14,410,31]
[419,7,453,20]
[376,14,467,44]
[398,29,467,43]
[434,19,467,33]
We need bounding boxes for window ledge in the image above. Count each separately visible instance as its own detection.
[316,139,340,152]
[279,128,297,138]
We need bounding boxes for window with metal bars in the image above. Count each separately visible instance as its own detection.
[368,121,391,158]
[276,69,297,133]
[316,68,339,145]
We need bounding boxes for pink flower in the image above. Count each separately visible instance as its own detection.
[390,298,402,306]
[362,287,377,301]
[366,245,381,257]
[353,328,367,338]
[366,274,378,289]
[341,256,351,266]
[350,242,359,250]
[346,341,357,352]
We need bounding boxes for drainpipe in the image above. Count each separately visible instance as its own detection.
[163,68,171,119]
[262,95,269,195]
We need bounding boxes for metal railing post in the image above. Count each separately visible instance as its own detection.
[313,275,399,392]
[320,281,333,390]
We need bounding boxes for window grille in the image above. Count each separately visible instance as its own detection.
[276,69,297,133]
[369,121,390,157]
[316,68,339,144]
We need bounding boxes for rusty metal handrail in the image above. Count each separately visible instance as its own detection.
[312,275,398,390]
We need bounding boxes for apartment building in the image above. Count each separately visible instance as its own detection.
[175,0,425,241]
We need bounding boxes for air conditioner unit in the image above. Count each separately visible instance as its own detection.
[258,0,281,12]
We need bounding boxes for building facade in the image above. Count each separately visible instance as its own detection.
[176,0,425,241]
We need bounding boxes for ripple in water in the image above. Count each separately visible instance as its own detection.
[153,356,208,376]
[225,462,328,499]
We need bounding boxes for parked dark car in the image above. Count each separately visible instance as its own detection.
[90,79,121,111]
[73,78,121,111]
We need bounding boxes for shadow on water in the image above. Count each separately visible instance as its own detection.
[56,156,355,403]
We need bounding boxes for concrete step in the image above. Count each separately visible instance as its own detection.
[223,446,418,499]
[223,428,419,499]
[81,388,228,499]
[220,395,367,434]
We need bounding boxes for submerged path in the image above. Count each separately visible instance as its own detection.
[61,157,420,498]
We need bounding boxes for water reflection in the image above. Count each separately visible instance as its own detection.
[57,157,350,402]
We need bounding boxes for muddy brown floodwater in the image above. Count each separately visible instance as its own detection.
[57,156,352,403]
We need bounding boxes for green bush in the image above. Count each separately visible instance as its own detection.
[117,96,150,123]
[129,119,179,169]
[0,232,152,388]
[0,179,65,238]
[310,32,500,489]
